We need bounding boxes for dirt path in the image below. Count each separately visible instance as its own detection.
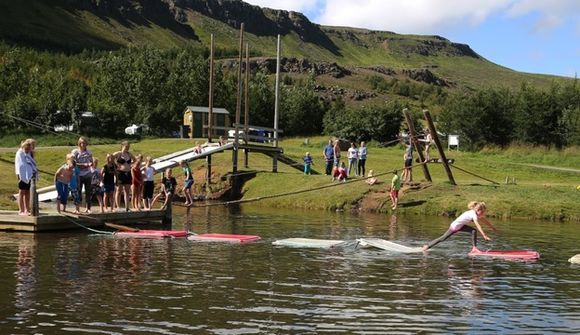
[521,163,580,173]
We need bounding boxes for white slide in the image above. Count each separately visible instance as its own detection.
[356,238,423,253]
[32,143,234,202]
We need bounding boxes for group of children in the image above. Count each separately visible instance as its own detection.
[51,148,193,214]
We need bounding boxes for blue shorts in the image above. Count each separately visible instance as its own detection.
[56,181,69,203]
[184,179,194,189]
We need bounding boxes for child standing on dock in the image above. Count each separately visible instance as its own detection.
[303,152,313,175]
[101,154,116,212]
[180,160,194,206]
[54,156,75,213]
[131,154,144,211]
[90,157,104,213]
[422,201,498,251]
[68,158,81,214]
[142,157,155,210]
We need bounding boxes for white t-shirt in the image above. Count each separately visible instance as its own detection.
[449,209,478,231]
[348,147,358,159]
[144,166,155,182]
[358,146,367,159]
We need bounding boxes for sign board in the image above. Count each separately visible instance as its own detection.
[448,135,459,150]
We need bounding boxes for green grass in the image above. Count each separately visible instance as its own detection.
[1,136,579,221]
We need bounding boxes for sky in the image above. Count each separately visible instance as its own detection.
[244,0,579,78]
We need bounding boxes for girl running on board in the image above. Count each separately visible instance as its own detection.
[423,201,498,251]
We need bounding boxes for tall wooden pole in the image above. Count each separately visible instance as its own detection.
[206,34,214,185]
[272,34,281,172]
[31,173,38,216]
[244,42,250,168]
[233,23,244,174]
[403,108,432,182]
[423,109,456,185]
[208,34,214,142]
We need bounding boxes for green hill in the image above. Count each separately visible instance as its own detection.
[0,0,568,93]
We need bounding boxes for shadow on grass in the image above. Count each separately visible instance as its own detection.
[400,200,426,208]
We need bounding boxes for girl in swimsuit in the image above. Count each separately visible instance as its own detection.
[423,201,498,251]
[113,141,135,211]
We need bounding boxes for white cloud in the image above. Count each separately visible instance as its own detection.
[245,0,580,35]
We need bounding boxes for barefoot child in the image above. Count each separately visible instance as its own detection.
[142,157,155,210]
[131,154,144,211]
[179,160,194,206]
[68,158,81,214]
[101,154,116,212]
[422,201,498,251]
[90,157,104,213]
[390,170,401,210]
[54,157,75,213]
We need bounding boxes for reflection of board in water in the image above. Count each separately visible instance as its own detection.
[468,247,540,260]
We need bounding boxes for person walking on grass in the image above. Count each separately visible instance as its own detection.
[390,170,401,210]
[303,152,314,175]
[422,201,498,252]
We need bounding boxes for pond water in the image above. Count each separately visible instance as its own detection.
[0,206,578,334]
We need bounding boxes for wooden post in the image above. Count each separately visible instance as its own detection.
[208,33,214,142]
[423,109,456,185]
[244,42,250,168]
[274,34,281,149]
[272,35,281,172]
[403,108,432,182]
[233,23,244,174]
[31,173,39,216]
[207,34,214,185]
[162,198,172,225]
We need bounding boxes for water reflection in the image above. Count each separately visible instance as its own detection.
[0,206,578,334]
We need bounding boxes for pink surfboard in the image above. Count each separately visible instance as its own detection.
[115,230,189,238]
[187,233,261,243]
[468,247,540,260]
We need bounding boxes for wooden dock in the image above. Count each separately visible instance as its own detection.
[0,208,170,232]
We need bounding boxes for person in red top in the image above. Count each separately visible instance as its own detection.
[131,154,144,211]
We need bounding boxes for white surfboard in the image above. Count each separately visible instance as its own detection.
[272,238,345,249]
[356,238,423,253]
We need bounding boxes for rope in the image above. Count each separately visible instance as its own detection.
[451,164,500,185]
[60,214,115,235]
[189,162,428,208]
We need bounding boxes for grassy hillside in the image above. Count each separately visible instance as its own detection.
[0,0,570,92]
[1,137,578,221]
